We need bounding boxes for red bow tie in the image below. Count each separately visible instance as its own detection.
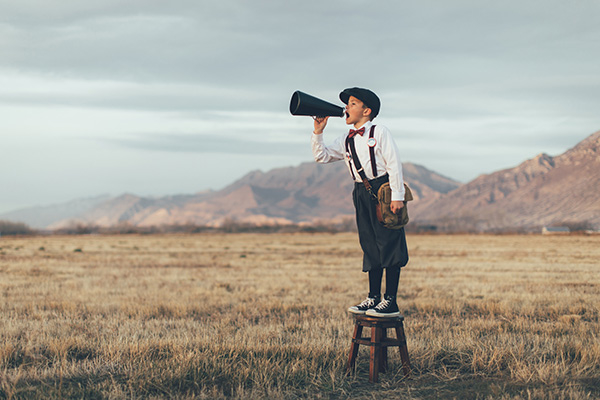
[348,127,365,138]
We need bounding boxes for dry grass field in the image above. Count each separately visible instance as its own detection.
[0,232,599,399]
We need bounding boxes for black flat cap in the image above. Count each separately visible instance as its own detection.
[339,87,381,119]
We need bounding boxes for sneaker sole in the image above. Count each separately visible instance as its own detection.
[365,310,401,318]
[348,307,368,315]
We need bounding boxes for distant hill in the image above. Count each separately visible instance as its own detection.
[414,130,600,231]
[0,162,460,229]
[4,130,598,232]
[0,195,111,229]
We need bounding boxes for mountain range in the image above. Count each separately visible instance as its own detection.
[415,130,600,231]
[1,161,459,230]
[2,130,599,232]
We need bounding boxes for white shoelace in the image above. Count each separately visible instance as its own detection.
[374,298,390,310]
[358,297,376,308]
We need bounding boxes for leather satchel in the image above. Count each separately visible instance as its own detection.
[376,183,413,229]
[345,129,413,229]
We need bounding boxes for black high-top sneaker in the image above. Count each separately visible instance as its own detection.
[365,294,400,317]
[348,295,381,315]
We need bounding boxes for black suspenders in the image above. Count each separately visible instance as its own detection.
[345,125,378,180]
[345,125,379,198]
[368,126,377,177]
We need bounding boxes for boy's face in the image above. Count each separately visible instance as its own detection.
[345,96,371,127]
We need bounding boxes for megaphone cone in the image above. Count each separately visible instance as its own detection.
[289,91,345,118]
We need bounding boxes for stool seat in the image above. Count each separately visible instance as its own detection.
[346,314,411,383]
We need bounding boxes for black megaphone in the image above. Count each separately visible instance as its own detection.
[289,91,345,117]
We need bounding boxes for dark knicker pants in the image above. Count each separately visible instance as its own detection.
[352,175,409,273]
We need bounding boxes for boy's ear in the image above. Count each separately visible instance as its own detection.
[363,107,372,118]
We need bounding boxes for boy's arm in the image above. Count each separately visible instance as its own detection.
[311,117,346,163]
[379,126,406,202]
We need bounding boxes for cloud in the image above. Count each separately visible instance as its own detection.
[109,130,306,156]
[1,0,600,213]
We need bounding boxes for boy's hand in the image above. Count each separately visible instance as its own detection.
[391,201,404,214]
[313,116,329,134]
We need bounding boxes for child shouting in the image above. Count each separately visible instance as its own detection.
[311,87,408,317]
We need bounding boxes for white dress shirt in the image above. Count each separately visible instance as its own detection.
[311,121,406,201]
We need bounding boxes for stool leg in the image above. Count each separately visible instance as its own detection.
[369,325,382,383]
[347,323,363,374]
[395,323,411,378]
[380,327,388,373]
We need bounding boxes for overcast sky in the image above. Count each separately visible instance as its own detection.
[1,1,599,214]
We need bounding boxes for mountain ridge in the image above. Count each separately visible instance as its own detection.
[414,130,600,231]
[2,161,460,229]
[3,130,599,232]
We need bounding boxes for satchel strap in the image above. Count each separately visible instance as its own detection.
[346,125,412,208]
[345,134,377,200]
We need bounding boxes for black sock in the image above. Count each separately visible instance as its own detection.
[385,266,401,299]
[368,268,383,298]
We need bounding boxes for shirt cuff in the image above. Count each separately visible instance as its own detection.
[391,190,405,202]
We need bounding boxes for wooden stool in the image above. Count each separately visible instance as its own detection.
[346,314,411,383]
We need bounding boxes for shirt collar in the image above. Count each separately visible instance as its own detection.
[353,120,373,132]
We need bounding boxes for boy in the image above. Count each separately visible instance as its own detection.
[311,87,408,317]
